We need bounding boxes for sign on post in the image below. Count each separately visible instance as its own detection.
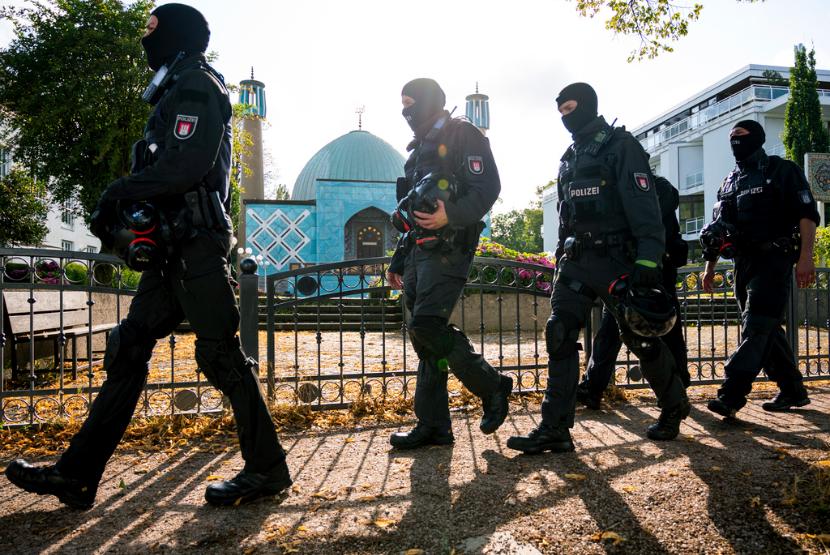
[805,152,830,203]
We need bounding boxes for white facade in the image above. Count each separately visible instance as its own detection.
[0,147,100,252]
[41,201,101,253]
[541,64,830,263]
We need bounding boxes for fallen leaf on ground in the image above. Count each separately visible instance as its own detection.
[564,473,587,481]
[205,475,223,482]
[591,531,625,545]
[291,485,301,493]
[709,466,722,472]
[405,550,425,555]
[297,525,308,532]
[345,437,355,443]
[750,496,761,507]
[311,490,338,501]
[233,497,242,507]
[243,547,256,554]
[622,485,637,493]
[816,460,830,468]
[358,495,377,502]
[373,518,396,528]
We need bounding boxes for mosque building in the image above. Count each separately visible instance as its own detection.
[240,81,492,273]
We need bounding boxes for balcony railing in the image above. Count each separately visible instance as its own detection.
[639,85,830,152]
[683,216,705,235]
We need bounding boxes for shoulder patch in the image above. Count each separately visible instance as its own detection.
[800,190,814,204]
[174,115,198,140]
[633,172,651,192]
[467,155,484,175]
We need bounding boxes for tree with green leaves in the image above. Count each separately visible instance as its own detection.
[0,168,49,246]
[783,44,830,169]
[574,0,763,62]
[0,0,153,219]
[491,183,550,254]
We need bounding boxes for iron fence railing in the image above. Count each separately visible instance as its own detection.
[2,248,828,424]
[0,248,220,426]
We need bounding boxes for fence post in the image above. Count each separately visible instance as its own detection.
[786,272,799,359]
[239,257,260,365]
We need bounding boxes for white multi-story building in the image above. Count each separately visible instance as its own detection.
[0,146,100,252]
[542,64,830,262]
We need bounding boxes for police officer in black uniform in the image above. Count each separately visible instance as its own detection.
[5,4,290,508]
[386,78,512,449]
[703,120,818,418]
[507,83,691,454]
[576,175,690,409]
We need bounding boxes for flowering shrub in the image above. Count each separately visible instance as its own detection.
[475,237,556,292]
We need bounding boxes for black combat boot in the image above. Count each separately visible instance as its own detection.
[389,424,454,450]
[575,381,602,410]
[506,424,575,454]
[707,396,739,419]
[647,398,691,441]
[480,375,514,434]
[205,461,292,506]
[5,459,96,510]
[762,386,811,412]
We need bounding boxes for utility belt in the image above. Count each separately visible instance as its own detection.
[407,221,485,253]
[562,231,634,261]
[739,234,800,258]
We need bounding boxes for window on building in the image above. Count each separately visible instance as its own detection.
[61,205,75,228]
[679,196,706,235]
[85,246,97,254]
[61,240,74,251]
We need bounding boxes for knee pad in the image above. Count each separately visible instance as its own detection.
[195,335,254,392]
[408,316,453,360]
[104,320,156,376]
[545,312,581,360]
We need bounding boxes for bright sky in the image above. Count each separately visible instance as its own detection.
[3,1,830,212]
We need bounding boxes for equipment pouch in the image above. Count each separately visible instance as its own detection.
[184,190,207,228]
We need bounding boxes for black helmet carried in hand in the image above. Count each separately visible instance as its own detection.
[110,201,166,271]
[408,172,457,214]
[617,283,677,338]
[699,219,737,260]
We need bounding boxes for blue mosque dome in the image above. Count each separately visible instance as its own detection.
[291,130,406,200]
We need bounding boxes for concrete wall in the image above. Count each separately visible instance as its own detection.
[450,293,550,334]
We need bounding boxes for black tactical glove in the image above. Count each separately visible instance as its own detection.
[631,261,661,288]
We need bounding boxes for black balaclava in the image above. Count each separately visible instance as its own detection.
[556,82,598,135]
[141,3,210,71]
[730,119,766,161]
[401,78,446,135]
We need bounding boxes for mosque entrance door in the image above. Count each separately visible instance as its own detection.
[357,225,383,258]
[344,207,395,260]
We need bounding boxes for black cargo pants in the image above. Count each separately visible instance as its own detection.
[56,230,285,486]
[718,253,804,408]
[403,245,501,432]
[542,248,687,429]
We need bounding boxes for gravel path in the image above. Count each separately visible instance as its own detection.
[1,386,828,554]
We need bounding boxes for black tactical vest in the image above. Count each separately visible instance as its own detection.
[718,154,790,242]
[558,131,628,236]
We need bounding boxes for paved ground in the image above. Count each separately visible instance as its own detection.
[0,385,828,554]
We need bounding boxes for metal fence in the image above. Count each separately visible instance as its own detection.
[2,249,829,425]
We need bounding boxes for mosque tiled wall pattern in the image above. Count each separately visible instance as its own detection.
[246,203,317,270]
